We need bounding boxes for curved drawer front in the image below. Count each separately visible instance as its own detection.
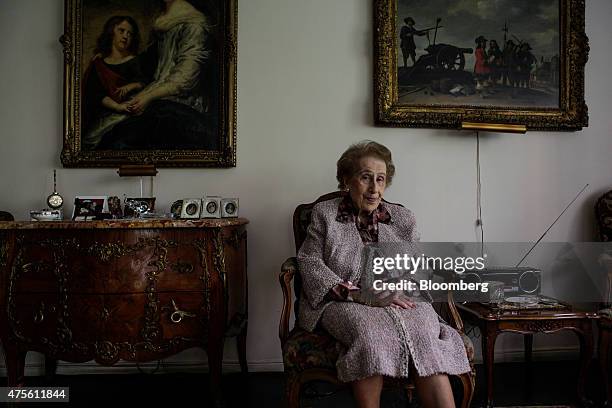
[92,293,208,363]
[8,292,207,364]
[10,229,212,294]
[10,232,77,293]
[9,293,64,346]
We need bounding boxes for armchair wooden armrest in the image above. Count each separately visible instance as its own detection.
[431,269,466,334]
[279,257,298,346]
[444,291,465,334]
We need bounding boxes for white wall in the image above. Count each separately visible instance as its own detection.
[1,0,611,374]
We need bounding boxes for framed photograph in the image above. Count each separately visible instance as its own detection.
[124,197,156,218]
[374,0,588,130]
[107,196,123,219]
[72,196,109,220]
[60,0,237,167]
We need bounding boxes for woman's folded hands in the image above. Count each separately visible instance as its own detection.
[353,288,416,309]
[329,281,416,309]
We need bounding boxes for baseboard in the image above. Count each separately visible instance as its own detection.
[0,346,579,377]
[473,345,580,364]
[0,359,285,377]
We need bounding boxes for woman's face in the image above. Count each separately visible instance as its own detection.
[346,156,387,215]
[112,20,134,53]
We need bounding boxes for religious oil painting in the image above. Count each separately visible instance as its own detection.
[374,0,588,130]
[61,0,237,167]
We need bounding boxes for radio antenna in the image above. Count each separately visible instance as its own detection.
[515,183,589,267]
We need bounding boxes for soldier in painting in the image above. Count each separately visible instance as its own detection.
[486,39,503,84]
[501,39,517,87]
[400,17,426,67]
[515,42,537,88]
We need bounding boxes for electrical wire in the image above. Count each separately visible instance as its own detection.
[476,131,484,258]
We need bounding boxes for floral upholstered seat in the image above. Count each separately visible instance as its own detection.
[283,327,339,372]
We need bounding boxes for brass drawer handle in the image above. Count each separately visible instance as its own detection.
[166,299,196,324]
[34,310,45,324]
[34,302,45,324]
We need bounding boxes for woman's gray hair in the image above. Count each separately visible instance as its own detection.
[336,140,395,190]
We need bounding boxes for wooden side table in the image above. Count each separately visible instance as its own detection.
[458,302,598,408]
[600,312,612,407]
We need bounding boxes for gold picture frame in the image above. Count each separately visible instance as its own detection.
[60,0,237,167]
[374,0,588,131]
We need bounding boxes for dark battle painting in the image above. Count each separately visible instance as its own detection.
[61,0,237,167]
[396,0,560,108]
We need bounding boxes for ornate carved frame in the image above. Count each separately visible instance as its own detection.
[373,0,589,131]
[60,0,237,167]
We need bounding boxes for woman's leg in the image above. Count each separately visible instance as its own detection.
[414,373,456,408]
[352,375,383,408]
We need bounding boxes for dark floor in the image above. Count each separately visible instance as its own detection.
[1,360,606,407]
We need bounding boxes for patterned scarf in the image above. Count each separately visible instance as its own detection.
[336,194,391,243]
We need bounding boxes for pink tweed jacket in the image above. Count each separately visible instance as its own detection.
[297,197,418,331]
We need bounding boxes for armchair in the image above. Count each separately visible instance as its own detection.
[595,191,612,407]
[0,211,14,221]
[279,192,475,407]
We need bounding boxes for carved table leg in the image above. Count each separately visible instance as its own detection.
[575,321,594,406]
[45,356,58,379]
[524,333,534,400]
[481,322,498,408]
[237,323,248,374]
[207,333,225,408]
[599,324,611,407]
[4,342,27,386]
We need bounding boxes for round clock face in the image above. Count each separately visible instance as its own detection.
[47,193,63,209]
[206,201,217,214]
[225,202,236,215]
[186,202,199,216]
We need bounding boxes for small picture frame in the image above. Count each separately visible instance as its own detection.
[180,198,202,219]
[124,197,156,218]
[221,198,239,218]
[72,196,109,221]
[107,196,123,219]
[202,196,222,218]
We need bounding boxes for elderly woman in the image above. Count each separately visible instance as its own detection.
[297,141,470,408]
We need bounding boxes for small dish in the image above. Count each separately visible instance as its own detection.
[505,296,539,306]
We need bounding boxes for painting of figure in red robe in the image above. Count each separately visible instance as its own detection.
[67,0,235,166]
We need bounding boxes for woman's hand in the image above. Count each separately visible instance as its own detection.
[328,281,360,301]
[127,93,152,115]
[101,96,130,114]
[352,289,416,309]
[374,291,415,309]
[114,102,131,114]
[388,292,416,309]
[114,82,143,101]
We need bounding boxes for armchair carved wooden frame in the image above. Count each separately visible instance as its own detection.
[595,191,612,407]
[278,192,475,408]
